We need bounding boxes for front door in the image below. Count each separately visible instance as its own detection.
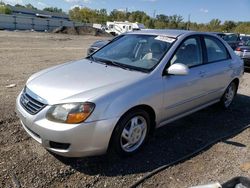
[162,36,207,121]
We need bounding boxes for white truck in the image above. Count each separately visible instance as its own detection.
[104,21,145,36]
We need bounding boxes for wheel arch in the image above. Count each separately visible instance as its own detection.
[231,77,240,93]
[107,104,156,151]
[121,104,157,132]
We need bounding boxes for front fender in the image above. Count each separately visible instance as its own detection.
[101,77,164,124]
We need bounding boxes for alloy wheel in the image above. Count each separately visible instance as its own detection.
[224,82,236,108]
[120,116,147,153]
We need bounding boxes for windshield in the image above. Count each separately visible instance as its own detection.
[91,34,175,72]
[241,36,250,42]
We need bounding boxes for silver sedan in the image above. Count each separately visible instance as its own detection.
[16,30,244,157]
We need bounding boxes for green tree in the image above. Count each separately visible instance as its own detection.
[14,4,25,8]
[234,22,250,34]
[67,6,250,34]
[0,5,12,14]
[144,18,155,28]
[69,7,95,23]
[96,9,108,23]
[156,14,169,23]
[189,22,199,31]
[154,20,166,29]
[69,7,81,21]
[168,15,183,28]
[109,9,127,21]
[154,14,169,28]
[208,19,221,31]
[222,20,236,32]
[25,3,38,10]
[43,7,63,13]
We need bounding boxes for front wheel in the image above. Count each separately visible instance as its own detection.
[111,109,151,156]
[220,81,237,109]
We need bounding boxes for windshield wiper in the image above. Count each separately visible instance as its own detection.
[94,58,133,71]
[87,55,97,62]
[87,56,149,73]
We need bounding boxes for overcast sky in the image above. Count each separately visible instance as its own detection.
[2,0,250,23]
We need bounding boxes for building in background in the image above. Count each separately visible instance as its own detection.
[9,5,69,20]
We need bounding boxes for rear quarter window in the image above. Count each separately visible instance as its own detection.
[204,36,230,63]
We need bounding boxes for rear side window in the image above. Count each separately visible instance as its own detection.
[204,36,230,63]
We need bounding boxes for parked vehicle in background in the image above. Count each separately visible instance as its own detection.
[105,21,145,36]
[16,29,243,158]
[222,33,241,50]
[239,35,250,46]
[87,40,110,56]
[235,40,250,69]
[87,22,146,55]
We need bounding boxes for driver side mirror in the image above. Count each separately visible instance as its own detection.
[166,63,189,75]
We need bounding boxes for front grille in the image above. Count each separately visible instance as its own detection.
[20,90,46,115]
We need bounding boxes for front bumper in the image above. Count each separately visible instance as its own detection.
[16,93,119,157]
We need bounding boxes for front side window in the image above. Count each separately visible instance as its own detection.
[204,36,229,63]
[170,37,202,67]
[91,34,175,72]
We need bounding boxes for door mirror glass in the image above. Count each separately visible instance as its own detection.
[167,63,189,75]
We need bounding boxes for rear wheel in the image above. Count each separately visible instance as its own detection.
[220,81,237,108]
[111,109,151,156]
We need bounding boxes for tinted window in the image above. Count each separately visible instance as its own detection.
[205,36,229,63]
[170,37,202,67]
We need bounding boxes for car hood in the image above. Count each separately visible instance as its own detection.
[26,59,146,104]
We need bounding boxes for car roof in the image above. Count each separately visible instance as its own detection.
[127,29,194,38]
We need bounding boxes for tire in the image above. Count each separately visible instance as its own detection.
[111,109,151,157]
[220,81,237,109]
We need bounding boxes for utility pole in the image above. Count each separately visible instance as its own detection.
[187,14,191,30]
[153,10,156,18]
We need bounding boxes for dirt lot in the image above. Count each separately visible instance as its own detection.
[0,31,249,188]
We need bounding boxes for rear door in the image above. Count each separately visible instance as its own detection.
[199,35,234,102]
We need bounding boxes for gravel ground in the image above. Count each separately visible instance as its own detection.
[0,31,249,188]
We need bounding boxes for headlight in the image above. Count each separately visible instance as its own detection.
[46,102,95,124]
